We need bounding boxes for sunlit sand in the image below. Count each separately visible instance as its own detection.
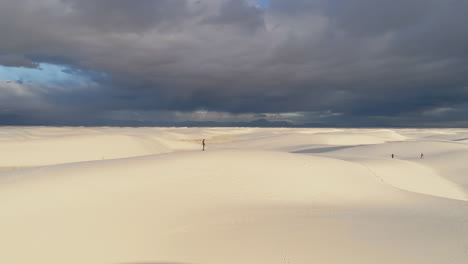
[0,127,467,264]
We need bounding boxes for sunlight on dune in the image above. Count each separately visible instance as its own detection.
[0,127,467,264]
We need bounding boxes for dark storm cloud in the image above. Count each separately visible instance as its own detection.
[0,54,39,68]
[62,0,189,33]
[203,0,265,32]
[0,0,468,126]
[268,0,323,14]
[324,0,433,36]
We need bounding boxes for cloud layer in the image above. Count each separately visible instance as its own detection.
[1,0,468,126]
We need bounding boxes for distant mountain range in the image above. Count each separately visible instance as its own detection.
[88,118,334,128]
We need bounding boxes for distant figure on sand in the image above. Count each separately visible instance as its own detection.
[392,154,394,159]
[420,153,424,159]
[202,139,206,151]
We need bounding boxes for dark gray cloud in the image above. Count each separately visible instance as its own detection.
[62,0,189,33]
[324,0,433,36]
[203,0,265,32]
[0,54,39,68]
[0,0,467,127]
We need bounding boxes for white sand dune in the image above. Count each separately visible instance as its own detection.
[0,127,467,264]
[0,127,200,167]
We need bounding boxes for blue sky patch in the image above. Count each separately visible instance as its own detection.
[0,63,95,86]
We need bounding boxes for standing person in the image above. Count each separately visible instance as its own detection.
[420,153,424,159]
[202,139,206,151]
[392,154,394,159]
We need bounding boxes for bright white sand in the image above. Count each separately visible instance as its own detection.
[0,127,467,264]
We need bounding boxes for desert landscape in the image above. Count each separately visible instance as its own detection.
[0,126,467,264]
[2,0,468,263]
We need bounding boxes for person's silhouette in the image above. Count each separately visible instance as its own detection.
[420,153,424,159]
[392,154,394,159]
[202,139,206,151]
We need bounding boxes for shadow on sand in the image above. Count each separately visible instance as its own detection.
[452,137,468,142]
[292,145,360,154]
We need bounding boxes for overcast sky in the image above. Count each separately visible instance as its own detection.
[1,0,467,127]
